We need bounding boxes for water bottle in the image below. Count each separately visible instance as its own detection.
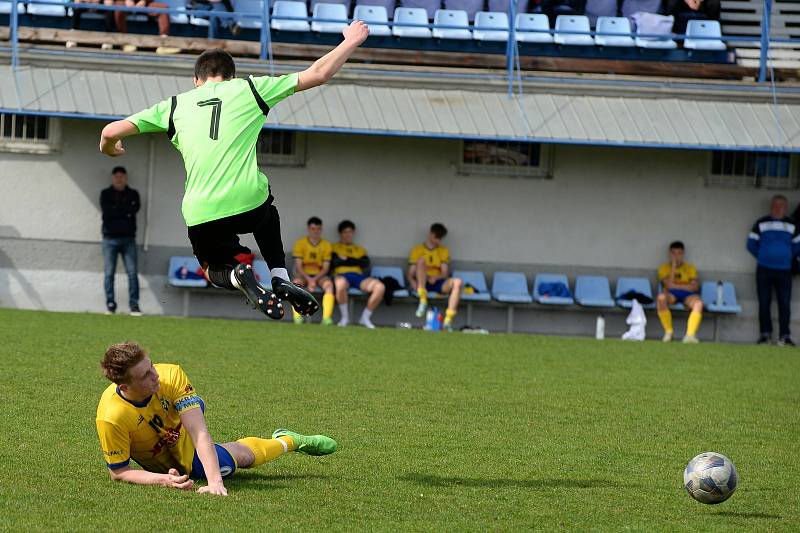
[431,307,442,331]
[716,281,724,307]
[595,315,605,340]
[424,309,435,331]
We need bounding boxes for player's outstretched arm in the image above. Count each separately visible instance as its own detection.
[108,464,195,490]
[181,408,228,496]
[99,120,139,157]
[296,20,369,92]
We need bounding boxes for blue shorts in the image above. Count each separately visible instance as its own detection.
[341,272,368,288]
[668,289,698,303]
[188,397,236,480]
[426,279,446,293]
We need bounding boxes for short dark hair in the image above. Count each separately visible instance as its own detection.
[338,220,355,233]
[430,223,448,239]
[111,166,127,175]
[194,49,236,81]
[307,216,322,227]
[669,241,685,250]
[772,194,788,203]
[101,341,147,384]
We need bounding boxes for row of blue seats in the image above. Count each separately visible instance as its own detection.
[168,256,741,313]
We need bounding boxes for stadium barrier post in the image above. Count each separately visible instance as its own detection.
[506,0,518,97]
[10,0,19,69]
[758,0,771,83]
[259,0,268,60]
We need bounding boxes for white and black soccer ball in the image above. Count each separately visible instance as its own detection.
[683,452,738,504]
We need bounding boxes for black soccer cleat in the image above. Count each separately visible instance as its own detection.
[272,277,320,316]
[233,263,284,320]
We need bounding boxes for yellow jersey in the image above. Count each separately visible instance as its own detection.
[332,242,368,276]
[658,262,698,285]
[409,243,450,277]
[292,237,333,276]
[95,364,202,475]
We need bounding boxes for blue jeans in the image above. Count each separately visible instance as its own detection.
[102,237,139,309]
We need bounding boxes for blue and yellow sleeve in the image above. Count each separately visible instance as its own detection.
[96,419,131,470]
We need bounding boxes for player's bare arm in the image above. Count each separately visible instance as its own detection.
[107,463,195,490]
[296,21,369,92]
[99,120,140,157]
[181,408,227,496]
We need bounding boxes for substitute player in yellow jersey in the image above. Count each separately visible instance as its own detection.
[96,342,336,496]
[292,216,335,325]
[656,240,703,343]
[332,220,385,329]
[408,223,463,331]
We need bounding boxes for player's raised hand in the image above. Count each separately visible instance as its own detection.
[343,20,369,46]
[100,138,125,157]
[166,468,194,490]
[197,481,228,496]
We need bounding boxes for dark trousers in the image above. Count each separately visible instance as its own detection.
[102,236,139,308]
[187,198,286,289]
[756,266,793,338]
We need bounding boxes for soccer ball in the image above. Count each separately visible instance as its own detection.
[683,452,738,504]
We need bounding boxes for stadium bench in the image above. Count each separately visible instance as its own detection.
[392,7,431,37]
[554,15,594,46]
[491,271,532,333]
[594,16,635,47]
[353,4,391,34]
[615,277,655,309]
[574,275,615,308]
[444,0,482,22]
[701,281,742,341]
[272,0,311,31]
[684,20,726,51]
[452,269,491,324]
[533,273,575,305]
[515,13,552,43]
[311,2,348,33]
[432,9,472,40]
[472,11,508,42]
[369,266,411,298]
[233,0,265,29]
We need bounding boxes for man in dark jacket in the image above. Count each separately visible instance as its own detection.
[747,195,800,346]
[101,166,141,315]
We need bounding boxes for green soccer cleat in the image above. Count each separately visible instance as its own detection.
[272,428,337,456]
[321,317,334,326]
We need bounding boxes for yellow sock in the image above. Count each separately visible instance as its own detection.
[687,310,703,337]
[444,308,456,325]
[292,308,302,321]
[418,287,428,304]
[237,436,295,467]
[322,293,335,320]
[657,308,673,334]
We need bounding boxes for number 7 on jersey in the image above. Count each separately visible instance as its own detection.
[197,98,223,140]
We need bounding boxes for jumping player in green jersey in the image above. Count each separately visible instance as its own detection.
[98,21,369,319]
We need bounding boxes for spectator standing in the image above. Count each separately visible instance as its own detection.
[407,223,463,331]
[747,195,800,346]
[101,166,141,316]
[656,241,703,343]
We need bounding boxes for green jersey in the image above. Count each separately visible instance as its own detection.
[126,73,298,227]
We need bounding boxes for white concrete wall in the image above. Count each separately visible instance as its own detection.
[0,119,785,274]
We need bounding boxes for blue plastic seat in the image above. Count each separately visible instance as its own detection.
[369,266,410,298]
[574,276,615,308]
[594,16,634,47]
[26,0,67,16]
[168,256,208,288]
[353,4,391,34]
[701,281,742,313]
[635,24,677,49]
[310,0,350,11]
[444,0,482,21]
[272,0,310,31]
[433,9,472,39]
[684,19,726,51]
[252,260,272,286]
[491,272,533,303]
[515,13,552,43]
[452,270,491,302]
[162,0,189,24]
[312,2,348,32]
[554,15,593,45]
[355,0,396,18]
[473,11,508,41]
[0,1,25,14]
[533,273,574,305]
[233,0,265,28]
[392,7,432,37]
[615,277,655,309]
[400,0,439,19]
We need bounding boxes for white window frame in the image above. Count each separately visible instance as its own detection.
[0,114,61,155]
[458,139,553,178]
[256,129,306,168]
[706,150,799,190]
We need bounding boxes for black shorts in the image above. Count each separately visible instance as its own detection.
[187,195,283,269]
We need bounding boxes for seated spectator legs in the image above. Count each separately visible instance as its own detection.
[191,0,241,35]
[70,0,115,49]
[334,275,385,329]
[115,0,171,38]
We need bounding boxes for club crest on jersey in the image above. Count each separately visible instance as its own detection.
[160,398,170,412]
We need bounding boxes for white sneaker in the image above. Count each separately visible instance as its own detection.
[65,40,77,48]
[415,301,427,318]
[337,319,349,327]
[359,316,376,329]
[101,43,114,50]
[662,331,673,342]
[122,44,138,53]
[682,335,699,344]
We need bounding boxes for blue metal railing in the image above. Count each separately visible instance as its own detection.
[1,0,785,88]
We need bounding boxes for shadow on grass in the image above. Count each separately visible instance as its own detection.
[399,473,620,489]
[224,472,332,490]
[714,511,782,520]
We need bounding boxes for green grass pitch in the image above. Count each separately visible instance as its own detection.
[0,307,798,531]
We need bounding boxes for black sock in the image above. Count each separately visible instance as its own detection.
[207,268,235,290]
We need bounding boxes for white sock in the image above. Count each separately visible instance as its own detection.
[230,270,241,289]
[360,309,375,328]
[338,304,349,325]
[271,267,290,282]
